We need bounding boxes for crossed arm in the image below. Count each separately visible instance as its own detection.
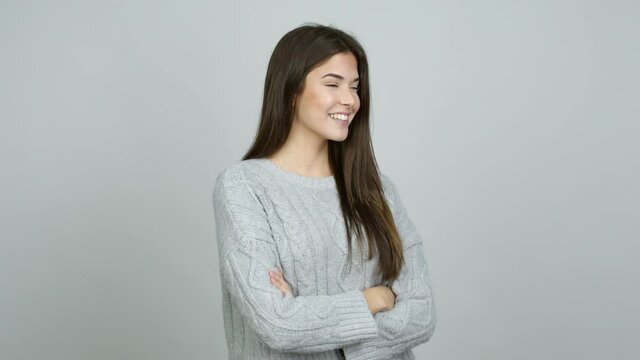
[267,174,436,359]
[214,166,435,358]
[214,167,379,353]
[270,246,434,358]
[343,174,436,359]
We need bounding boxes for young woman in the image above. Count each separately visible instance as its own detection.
[213,23,436,360]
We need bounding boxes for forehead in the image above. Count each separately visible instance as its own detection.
[308,52,359,79]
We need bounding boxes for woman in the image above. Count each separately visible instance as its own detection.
[212,23,436,360]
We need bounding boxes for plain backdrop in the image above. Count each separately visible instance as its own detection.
[1,0,638,359]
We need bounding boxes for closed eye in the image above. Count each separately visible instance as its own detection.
[327,84,359,91]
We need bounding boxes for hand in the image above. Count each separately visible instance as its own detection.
[269,269,291,296]
[362,285,396,314]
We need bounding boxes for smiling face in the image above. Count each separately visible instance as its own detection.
[291,52,361,144]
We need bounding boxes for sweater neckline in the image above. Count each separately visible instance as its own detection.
[258,158,336,188]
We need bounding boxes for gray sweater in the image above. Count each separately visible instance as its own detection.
[212,158,436,360]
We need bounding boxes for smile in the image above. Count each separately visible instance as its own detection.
[329,113,348,121]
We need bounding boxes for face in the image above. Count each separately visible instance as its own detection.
[291,52,361,143]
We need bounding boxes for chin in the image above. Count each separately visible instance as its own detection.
[329,133,349,142]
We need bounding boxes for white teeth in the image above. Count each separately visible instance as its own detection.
[329,113,348,121]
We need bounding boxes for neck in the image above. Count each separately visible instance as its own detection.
[268,129,332,178]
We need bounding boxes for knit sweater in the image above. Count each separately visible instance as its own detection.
[212,158,436,360]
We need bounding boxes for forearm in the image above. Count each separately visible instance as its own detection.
[224,252,378,353]
[342,242,436,359]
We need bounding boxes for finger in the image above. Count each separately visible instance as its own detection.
[274,276,288,291]
[269,273,288,293]
[272,271,285,284]
[274,274,290,294]
[270,271,283,284]
[268,270,280,282]
[274,282,286,293]
[269,276,286,293]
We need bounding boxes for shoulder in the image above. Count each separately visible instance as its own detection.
[378,170,421,247]
[213,159,267,204]
[378,171,395,191]
[214,159,266,190]
[212,160,275,252]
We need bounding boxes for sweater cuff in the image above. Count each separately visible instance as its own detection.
[332,290,378,342]
[342,343,379,360]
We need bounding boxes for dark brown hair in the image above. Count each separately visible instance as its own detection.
[243,23,404,282]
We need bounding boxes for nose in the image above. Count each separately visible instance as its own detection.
[339,87,357,106]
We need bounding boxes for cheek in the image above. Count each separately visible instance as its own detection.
[311,92,335,110]
[305,86,335,107]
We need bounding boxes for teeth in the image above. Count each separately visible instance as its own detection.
[329,113,348,121]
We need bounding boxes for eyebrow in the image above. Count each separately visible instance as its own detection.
[321,73,360,83]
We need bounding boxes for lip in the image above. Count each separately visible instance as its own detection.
[329,114,350,126]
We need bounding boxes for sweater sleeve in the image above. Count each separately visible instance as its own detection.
[212,165,378,354]
[342,173,436,360]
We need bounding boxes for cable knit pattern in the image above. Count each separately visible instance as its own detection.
[212,158,436,360]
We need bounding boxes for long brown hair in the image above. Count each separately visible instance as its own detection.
[242,23,404,282]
